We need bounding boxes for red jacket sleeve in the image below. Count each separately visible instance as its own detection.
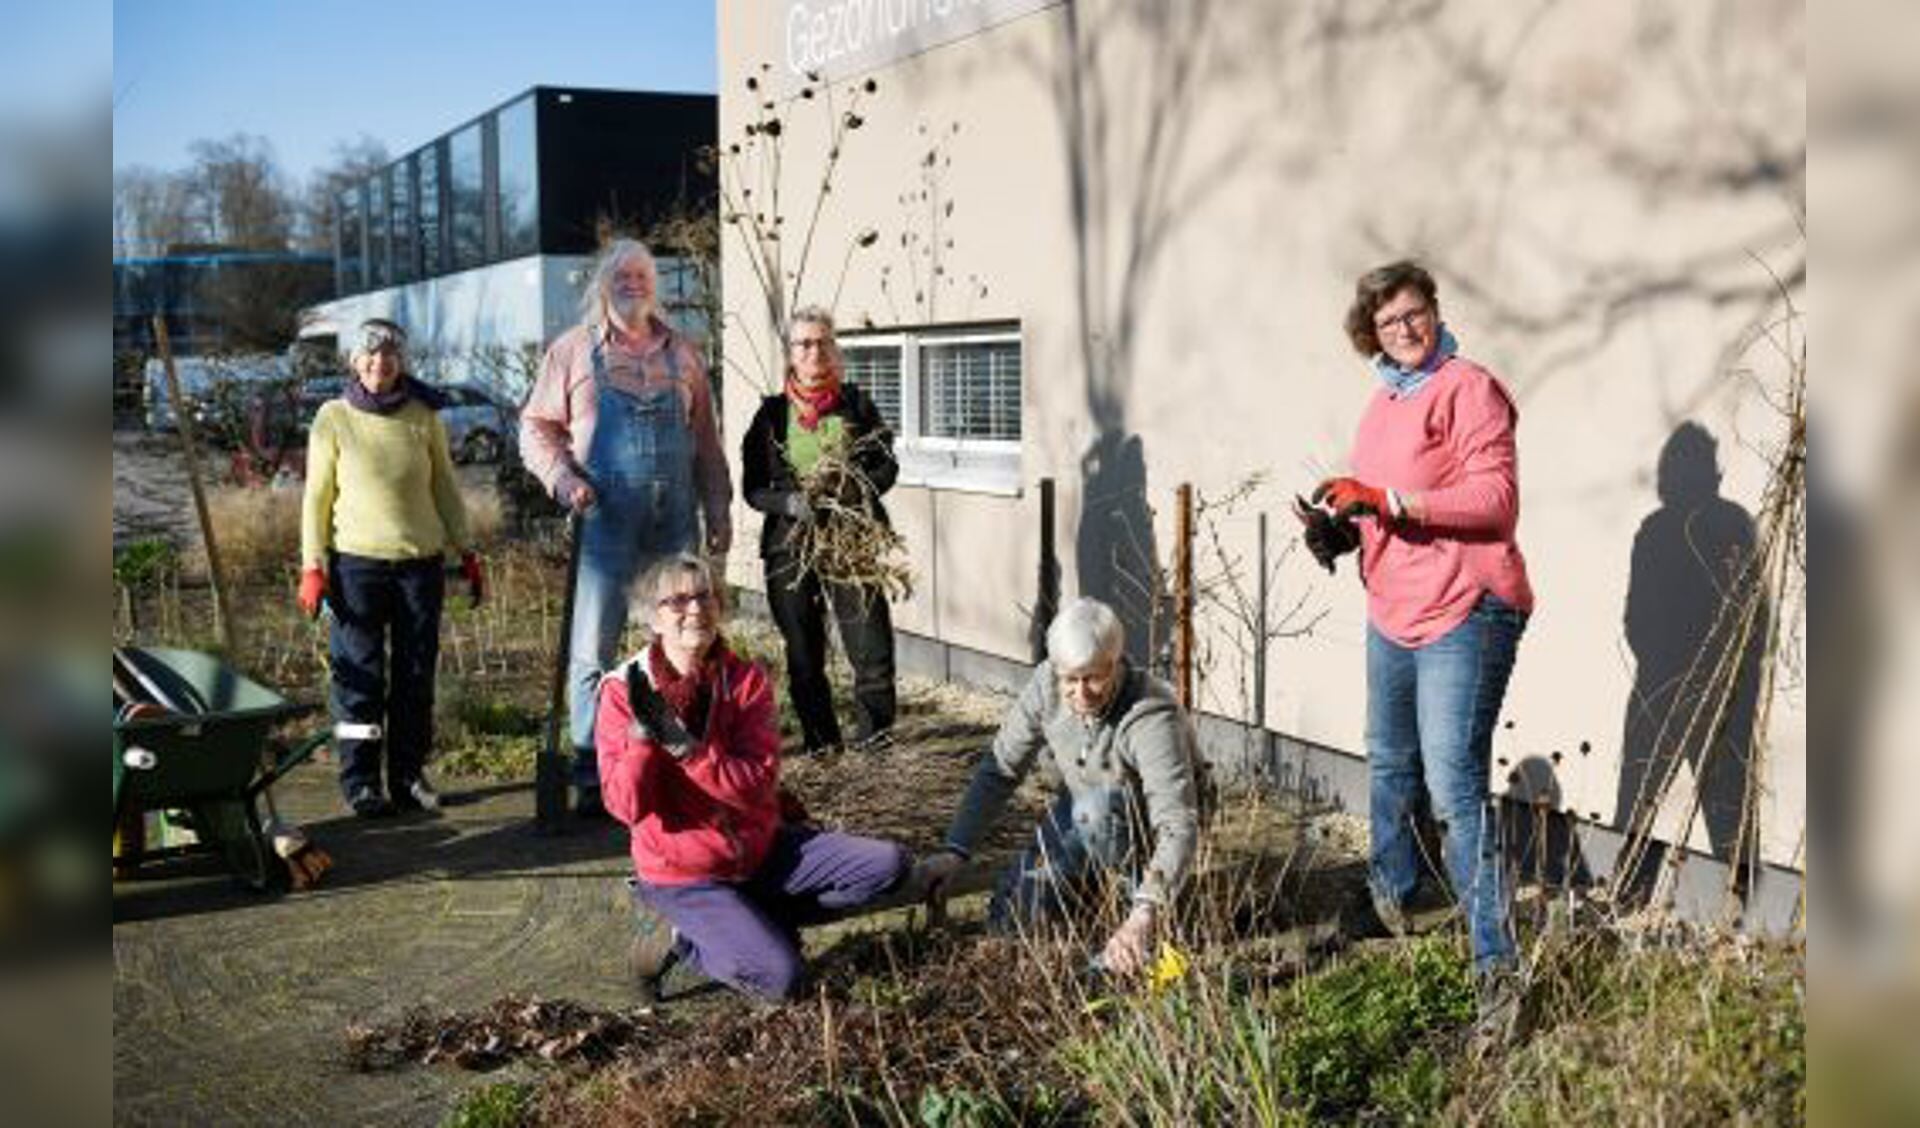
[596,674,664,828]
[674,660,781,813]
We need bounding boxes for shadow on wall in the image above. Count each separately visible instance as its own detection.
[1028,0,1243,674]
[1077,429,1165,670]
[1506,755,1594,891]
[1613,421,1766,897]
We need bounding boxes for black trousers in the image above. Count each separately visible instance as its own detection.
[764,554,896,750]
[328,552,445,800]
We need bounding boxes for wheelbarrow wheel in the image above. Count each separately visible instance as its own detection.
[195,799,289,893]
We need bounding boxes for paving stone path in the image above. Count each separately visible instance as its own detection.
[113,761,639,1126]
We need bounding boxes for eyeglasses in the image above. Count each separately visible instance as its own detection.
[790,337,834,352]
[1373,306,1433,337]
[657,589,717,613]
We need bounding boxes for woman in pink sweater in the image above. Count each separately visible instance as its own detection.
[1299,260,1534,1030]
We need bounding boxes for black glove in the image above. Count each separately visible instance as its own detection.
[626,665,696,759]
[780,492,813,521]
[1294,494,1361,574]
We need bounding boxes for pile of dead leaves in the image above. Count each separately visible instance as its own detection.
[344,995,660,1072]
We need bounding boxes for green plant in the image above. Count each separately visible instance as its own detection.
[1270,935,1473,1118]
[1062,934,1474,1125]
[114,538,179,591]
[918,1084,1026,1128]
[1457,932,1804,1126]
[441,1080,532,1128]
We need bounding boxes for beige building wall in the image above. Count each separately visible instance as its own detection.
[719,0,1805,868]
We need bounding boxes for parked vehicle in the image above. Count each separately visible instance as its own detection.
[436,383,517,464]
[283,378,515,464]
[144,354,289,433]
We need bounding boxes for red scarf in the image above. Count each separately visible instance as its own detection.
[646,637,727,738]
[785,373,842,431]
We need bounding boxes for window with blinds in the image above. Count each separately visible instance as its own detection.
[922,339,1021,442]
[832,321,1022,493]
[843,344,903,432]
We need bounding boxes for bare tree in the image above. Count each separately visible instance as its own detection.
[195,256,334,353]
[298,134,390,254]
[114,166,204,255]
[184,133,296,249]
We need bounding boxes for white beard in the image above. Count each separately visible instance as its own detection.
[610,293,655,332]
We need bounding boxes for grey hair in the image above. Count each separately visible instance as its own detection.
[350,317,411,376]
[789,304,837,337]
[1046,597,1124,672]
[580,238,659,332]
[637,551,719,610]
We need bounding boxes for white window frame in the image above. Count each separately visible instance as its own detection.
[840,322,1023,496]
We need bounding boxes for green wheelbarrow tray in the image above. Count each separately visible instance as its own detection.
[113,647,331,891]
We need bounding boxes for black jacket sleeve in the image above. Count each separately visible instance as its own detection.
[742,396,806,517]
[843,385,899,498]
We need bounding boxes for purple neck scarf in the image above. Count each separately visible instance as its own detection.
[344,375,446,415]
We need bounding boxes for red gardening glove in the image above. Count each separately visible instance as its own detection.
[1314,477,1391,521]
[459,551,487,608]
[297,566,326,620]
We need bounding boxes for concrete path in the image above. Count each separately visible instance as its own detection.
[114,761,638,1127]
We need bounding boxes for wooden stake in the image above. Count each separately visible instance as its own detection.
[1255,511,1268,730]
[1175,482,1194,709]
[152,317,236,655]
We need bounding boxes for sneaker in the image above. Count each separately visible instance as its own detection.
[1473,964,1526,1047]
[392,777,441,814]
[347,785,393,819]
[850,728,896,754]
[630,910,683,1003]
[1371,888,1412,938]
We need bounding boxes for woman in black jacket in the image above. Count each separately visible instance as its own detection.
[742,306,900,753]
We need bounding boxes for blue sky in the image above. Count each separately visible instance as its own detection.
[113,0,717,184]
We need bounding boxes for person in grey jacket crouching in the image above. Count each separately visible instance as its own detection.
[915,597,1201,977]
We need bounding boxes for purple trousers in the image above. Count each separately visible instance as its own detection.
[632,825,907,1000]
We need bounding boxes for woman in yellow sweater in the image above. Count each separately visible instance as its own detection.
[299,319,484,817]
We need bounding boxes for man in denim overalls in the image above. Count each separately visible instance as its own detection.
[520,239,733,816]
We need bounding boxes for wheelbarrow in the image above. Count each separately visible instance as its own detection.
[112,647,332,891]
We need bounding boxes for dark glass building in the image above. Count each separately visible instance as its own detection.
[113,251,334,356]
[330,87,716,297]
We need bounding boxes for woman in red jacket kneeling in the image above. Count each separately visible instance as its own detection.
[597,552,909,1001]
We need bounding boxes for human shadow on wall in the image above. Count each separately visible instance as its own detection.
[1613,422,1766,902]
[1506,755,1594,892]
[1077,428,1166,671]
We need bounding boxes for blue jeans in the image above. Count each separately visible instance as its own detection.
[566,343,698,793]
[989,784,1141,930]
[1367,592,1526,973]
[327,552,444,803]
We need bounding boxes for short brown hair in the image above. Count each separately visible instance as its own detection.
[1343,261,1439,356]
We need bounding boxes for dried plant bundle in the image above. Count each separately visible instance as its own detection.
[778,430,913,602]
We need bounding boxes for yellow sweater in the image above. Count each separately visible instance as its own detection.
[300,399,469,567]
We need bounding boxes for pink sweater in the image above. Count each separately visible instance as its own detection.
[519,320,733,551]
[1350,356,1535,647]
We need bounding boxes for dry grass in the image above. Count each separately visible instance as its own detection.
[176,479,504,586]
[185,482,304,581]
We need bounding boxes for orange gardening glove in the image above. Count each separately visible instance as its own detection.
[297,566,327,619]
[1314,477,1392,521]
[459,551,487,608]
